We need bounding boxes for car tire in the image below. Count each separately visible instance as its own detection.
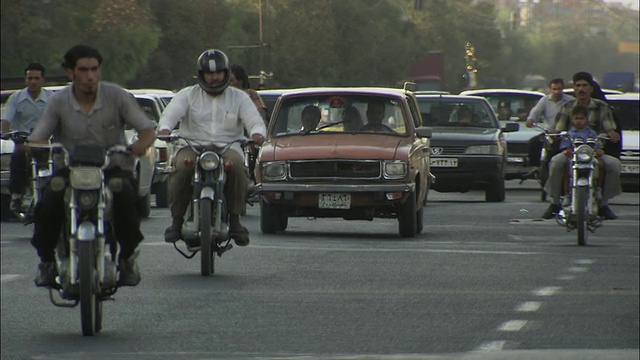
[260,197,282,234]
[1,194,12,222]
[485,176,506,202]
[416,205,424,234]
[154,180,169,208]
[398,191,417,238]
[139,193,151,218]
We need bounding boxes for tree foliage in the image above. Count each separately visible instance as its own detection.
[1,0,638,92]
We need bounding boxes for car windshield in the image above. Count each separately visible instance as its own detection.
[417,99,499,128]
[474,93,542,121]
[609,100,640,130]
[270,95,408,136]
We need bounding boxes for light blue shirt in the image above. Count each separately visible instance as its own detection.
[1,87,53,132]
[527,93,574,128]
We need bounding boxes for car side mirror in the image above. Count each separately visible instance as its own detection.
[415,126,432,138]
[502,122,519,133]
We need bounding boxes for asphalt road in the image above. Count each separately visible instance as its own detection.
[1,181,638,360]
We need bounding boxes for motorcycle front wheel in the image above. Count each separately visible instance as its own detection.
[575,186,588,246]
[79,240,102,335]
[200,198,214,276]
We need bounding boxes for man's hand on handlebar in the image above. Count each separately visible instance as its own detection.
[607,130,620,143]
[251,133,265,146]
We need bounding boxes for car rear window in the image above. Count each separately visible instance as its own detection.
[417,99,499,128]
[271,95,409,136]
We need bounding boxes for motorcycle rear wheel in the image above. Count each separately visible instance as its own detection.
[575,187,588,246]
[200,198,214,276]
[79,240,101,336]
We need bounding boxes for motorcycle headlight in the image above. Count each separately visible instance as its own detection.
[575,144,594,163]
[383,161,406,179]
[465,145,500,155]
[199,152,220,171]
[263,162,286,180]
[77,190,98,210]
[70,168,103,190]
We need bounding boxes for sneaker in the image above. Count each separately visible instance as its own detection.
[598,205,618,220]
[541,203,561,219]
[34,261,58,287]
[118,250,141,286]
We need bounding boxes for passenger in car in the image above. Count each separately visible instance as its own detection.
[497,100,513,120]
[362,100,393,132]
[455,105,475,124]
[301,105,321,132]
[342,106,362,131]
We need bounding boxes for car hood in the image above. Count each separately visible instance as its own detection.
[428,126,499,144]
[499,121,544,143]
[261,134,410,161]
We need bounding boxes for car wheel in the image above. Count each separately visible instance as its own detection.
[398,191,417,238]
[260,197,281,234]
[139,193,151,218]
[416,205,424,234]
[485,176,505,202]
[1,194,12,222]
[154,180,169,208]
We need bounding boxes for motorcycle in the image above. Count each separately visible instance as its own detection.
[1,130,54,224]
[549,132,608,246]
[158,134,252,276]
[243,141,260,206]
[38,143,134,336]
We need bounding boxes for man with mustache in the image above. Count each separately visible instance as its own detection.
[541,71,621,220]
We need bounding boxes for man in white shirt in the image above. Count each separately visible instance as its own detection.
[526,78,574,129]
[1,63,53,214]
[157,49,266,247]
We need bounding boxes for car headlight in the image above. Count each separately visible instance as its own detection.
[383,161,406,179]
[263,162,287,180]
[575,144,594,163]
[465,145,500,155]
[199,152,221,171]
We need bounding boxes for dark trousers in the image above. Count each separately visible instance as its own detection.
[31,167,144,262]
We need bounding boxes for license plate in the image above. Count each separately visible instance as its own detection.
[318,193,351,209]
[621,163,639,174]
[430,158,458,168]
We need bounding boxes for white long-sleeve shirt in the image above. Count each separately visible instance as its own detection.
[527,93,574,128]
[158,85,266,157]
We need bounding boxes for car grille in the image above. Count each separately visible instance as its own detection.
[438,146,467,155]
[289,160,381,179]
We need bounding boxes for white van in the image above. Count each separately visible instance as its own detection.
[606,93,639,192]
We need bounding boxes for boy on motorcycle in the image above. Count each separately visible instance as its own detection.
[158,49,266,247]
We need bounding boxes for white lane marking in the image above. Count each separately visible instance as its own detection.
[568,267,589,273]
[533,286,561,296]
[476,340,506,351]
[498,320,528,331]
[1,275,21,283]
[557,275,575,281]
[575,259,595,265]
[515,301,541,312]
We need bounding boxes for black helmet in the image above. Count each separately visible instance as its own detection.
[196,49,230,95]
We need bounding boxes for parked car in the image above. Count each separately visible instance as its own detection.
[459,89,546,181]
[255,86,433,237]
[606,93,639,192]
[416,94,518,202]
[128,91,171,208]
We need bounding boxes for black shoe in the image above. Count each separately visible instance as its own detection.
[541,203,561,219]
[118,250,141,286]
[164,225,182,243]
[34,261,58,287]
[598,205,618,220]
[231,225,250,247]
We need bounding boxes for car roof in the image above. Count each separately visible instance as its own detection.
[415,94,493,102]
[257,89,296,96]
[128,88,175,96]
[459,88,545,96]
[277,87,415,99]
[604,93,639,101]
